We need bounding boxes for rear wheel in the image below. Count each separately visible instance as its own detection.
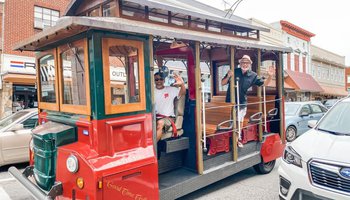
[253,160,276,174]
[286,126,297,142]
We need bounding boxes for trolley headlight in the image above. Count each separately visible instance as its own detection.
[66,155,79,173]
[283,146,302,168]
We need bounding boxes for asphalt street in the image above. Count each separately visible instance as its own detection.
[0,160,281,200]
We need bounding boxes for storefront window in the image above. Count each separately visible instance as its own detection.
[61,43,87,105]
[39,54,56,103]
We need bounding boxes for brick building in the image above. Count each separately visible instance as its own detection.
[0,0,70,117]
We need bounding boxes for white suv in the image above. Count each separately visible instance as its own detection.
[279,97,350,200]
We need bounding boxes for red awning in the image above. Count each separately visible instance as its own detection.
[285,69,323,92]
[320,85,348,97]
[265,78,294,90]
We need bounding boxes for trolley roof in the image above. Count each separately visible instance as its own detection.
[65,0,269,33]
[14,16,292,52]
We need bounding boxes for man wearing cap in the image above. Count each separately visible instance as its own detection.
[154,72,186,142]
[221,55,274,147]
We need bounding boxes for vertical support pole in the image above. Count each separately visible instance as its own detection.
[230,46,237,162]
[257,49,263,141]
[209,52,214,100]
[149,36,157,151]
[277,52,285,144]
[195,41,204,174]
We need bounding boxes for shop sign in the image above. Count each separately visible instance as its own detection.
[110,67,126,82]
[3,54,36,74]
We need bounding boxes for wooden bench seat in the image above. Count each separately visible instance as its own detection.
[203,95,277,135]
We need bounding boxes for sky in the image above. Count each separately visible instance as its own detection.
[197,0,350,66]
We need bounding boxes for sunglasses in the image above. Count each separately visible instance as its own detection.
[155,78,164,81]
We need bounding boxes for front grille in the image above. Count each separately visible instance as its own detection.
[309,160,350,195]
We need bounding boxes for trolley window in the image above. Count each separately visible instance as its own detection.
[37,49,59,111]
[102,38,145,114]
[58,39,91,115]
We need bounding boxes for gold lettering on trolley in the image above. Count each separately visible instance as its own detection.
[106,181,148,200]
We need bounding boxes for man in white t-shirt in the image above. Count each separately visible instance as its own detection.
[154,72,186,141]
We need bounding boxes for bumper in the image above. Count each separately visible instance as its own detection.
[8,166,62,200]
[278,160,350,200]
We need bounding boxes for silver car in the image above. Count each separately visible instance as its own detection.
[0,108,38,167]
[284,102,328,142]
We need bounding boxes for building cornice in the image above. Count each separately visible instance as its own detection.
[280,20,315,41]
[312,56,346,68]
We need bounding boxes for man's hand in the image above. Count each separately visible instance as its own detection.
[227,70,234,78]
[172,73,184,87]
[268,66,275,77]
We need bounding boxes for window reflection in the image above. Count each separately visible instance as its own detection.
[108,45,140,105]
[61,43,87,105]
[103,1,117,17]
[39,54,56,103]
[88,7,100,17]
[218,65,230,92]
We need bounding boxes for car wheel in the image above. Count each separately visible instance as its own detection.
[286,126,297,142]
[253,160,276,174]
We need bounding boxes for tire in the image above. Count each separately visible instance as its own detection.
[286,126,297,142]
[253,160,276,174]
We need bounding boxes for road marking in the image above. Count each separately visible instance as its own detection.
[0,186,11,200]
[0,178,15,183]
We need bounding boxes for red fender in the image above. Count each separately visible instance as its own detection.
[261,134,285,163]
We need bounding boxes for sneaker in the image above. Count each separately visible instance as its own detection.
[238,142,243,148]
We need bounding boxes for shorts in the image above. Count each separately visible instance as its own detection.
[237,107,247,123]
[157,117,175,132]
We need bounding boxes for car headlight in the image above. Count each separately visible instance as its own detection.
[29,139,34,152]
[283,146,302,168]
[66,155,79,173]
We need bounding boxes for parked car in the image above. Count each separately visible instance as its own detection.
[323,98,339,109]
[0,108,38,167]
[279,96,350,200]
[284,101,328,142]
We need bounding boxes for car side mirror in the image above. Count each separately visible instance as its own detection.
[308,120,318,128]
[8,124,24,131]
[300,111,309,117]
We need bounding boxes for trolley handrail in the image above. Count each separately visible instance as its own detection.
[204,98,282,110]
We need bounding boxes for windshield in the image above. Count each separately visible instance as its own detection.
[0,111,29,129]
[284,104,300,116]
[325,99,337,106]
[317,102,350,135]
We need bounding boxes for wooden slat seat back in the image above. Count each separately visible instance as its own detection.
[243,95,276,127]
[203,95,277,135]
[204,97,233,135]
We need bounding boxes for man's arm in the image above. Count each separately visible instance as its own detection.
[263,66,275,86]
[221,70,233,86]
[173,73,186,97]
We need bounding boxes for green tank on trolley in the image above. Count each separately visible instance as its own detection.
[32,121,77,191]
